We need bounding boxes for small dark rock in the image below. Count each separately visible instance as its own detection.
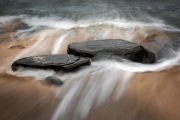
[12,54,91,71]
[68,39,155,63]
[45,76,63,86]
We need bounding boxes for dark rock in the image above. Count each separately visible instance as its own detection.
[45,76,63,86]
[68,39,155,63]
[12,54,90,71]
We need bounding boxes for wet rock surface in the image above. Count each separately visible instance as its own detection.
[68,39,155,63]
[12,54,90,71]
[45,76,63,86]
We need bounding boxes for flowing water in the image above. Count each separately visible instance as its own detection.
[0,0,180,120]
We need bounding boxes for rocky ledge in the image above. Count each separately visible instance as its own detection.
[68,39,155,63]
[12,54,90,71]
[12,39,155,72]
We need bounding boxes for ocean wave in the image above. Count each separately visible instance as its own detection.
[0,15,179,31]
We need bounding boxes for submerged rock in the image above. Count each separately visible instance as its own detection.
[68,39,155,63]
[45,76,63,86]
[12,54,90,71]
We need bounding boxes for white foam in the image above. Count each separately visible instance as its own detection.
[51,53,180,119]
[13,30,50,60]
[52,65,133,120]
[51,31,75,54]
[0,15,22,23]
[22,16,177,31]
[0,15,178,32]
[92,53,180,73]
[114,72,133,100]
[52,79,83,120]
[1,15,179,120]
[13,68,56,80]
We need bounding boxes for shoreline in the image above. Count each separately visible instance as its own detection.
[0,18,180,120]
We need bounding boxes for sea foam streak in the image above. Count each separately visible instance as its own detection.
[1,15,179,31]
[52,66,133,120]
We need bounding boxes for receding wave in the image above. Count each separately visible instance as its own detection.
[0,2,180,119]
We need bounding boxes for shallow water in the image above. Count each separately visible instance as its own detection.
[0,0,180,120]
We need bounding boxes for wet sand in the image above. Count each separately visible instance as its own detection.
[0,21,180,120]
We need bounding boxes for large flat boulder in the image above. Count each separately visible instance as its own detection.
[68,39,155,63]
[12,54,90,71]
